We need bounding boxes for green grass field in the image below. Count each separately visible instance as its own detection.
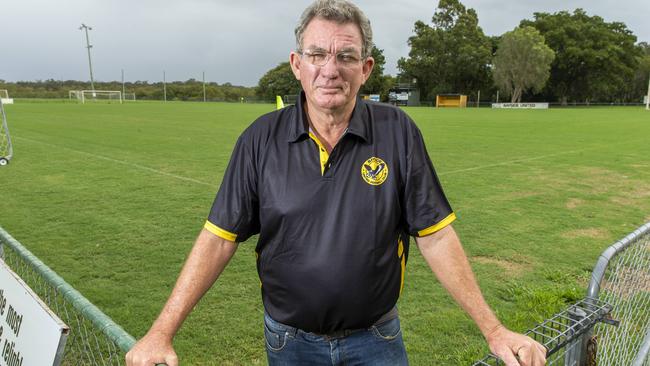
[1,100,649,365]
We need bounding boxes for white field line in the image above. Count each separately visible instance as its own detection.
[17,135,595,182]
[438,148,590,176]
[15,136,214,187]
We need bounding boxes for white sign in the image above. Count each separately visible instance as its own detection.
[369,94,380,102]
[492,102,549,109]
[0,259,69,366]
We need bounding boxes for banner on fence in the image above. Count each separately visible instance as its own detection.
[492,102,549,109]
[0,259,68,366]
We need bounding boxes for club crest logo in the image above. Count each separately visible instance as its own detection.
[361,157,388,186]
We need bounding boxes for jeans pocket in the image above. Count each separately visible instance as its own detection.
[264,316,288,352]
[371,317,402,340]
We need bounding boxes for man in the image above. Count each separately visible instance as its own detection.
[126,1,547,365]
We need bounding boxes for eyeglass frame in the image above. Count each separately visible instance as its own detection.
[297,48,367,68]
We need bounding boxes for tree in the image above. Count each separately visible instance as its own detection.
[397,0,492,100]
[632,42,650,102]
[521,9,641,104]
[257,62,302,101]
[361,45,392,100]
[492,26,555,103]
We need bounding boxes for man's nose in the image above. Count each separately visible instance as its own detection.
[319,56,340,78]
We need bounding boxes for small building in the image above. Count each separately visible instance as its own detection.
[436,94,467,108]
[388,85,420,106]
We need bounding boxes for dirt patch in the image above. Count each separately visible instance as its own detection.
[561,228,610,240]
[566,198,584,209]
[471,256,528,277]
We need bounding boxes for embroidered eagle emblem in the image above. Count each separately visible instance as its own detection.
[361,157,388,185]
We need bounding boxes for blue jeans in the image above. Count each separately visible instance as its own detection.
[264,313,409,366]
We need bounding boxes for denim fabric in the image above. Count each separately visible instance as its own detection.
[264,313,409,366]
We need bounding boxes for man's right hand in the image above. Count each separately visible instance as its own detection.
[124,229,238,366]
[125,332,178,366]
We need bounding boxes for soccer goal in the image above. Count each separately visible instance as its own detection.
[0,89,14,105]
[123,92,136,101]
[0,99,13,166]
[77,90,123,104]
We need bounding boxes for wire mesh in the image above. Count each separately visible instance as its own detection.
[0,229,135,365]
[472,298,613,365]
[592,230,650,366]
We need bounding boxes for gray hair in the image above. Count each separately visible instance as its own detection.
[295,0,373,57]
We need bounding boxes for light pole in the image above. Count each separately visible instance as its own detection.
[203,71,206,102]
[163,70,167,102]
[646,77,650,110]
[79,24,96,93]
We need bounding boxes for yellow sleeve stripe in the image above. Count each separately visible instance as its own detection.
[204,220,237,242]
[417,212,457,237]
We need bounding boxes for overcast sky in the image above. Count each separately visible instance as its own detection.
[2,0,648,86]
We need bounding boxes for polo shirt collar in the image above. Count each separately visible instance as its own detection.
[287,91,371,144]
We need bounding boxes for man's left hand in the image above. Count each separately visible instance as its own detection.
[486,325,547,366]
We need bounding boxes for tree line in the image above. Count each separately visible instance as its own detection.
[0,79,256,102]
[3,1,649,105]
[260,0,650,104]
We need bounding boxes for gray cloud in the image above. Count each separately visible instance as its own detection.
[1,0,648,86]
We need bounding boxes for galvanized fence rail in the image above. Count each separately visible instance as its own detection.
[473,222,650,365]
[0,226,136,365]
[585,222,650,366]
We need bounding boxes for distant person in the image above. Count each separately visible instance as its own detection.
[126,1,547,365]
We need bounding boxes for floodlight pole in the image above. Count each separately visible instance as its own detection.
[203,71,206,102]
[79,24,96,93]
[646,77,649,110]
[121,69,125,97]
[163,70,167,102]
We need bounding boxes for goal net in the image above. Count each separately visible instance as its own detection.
[0,89,13,105]
[0,99,13,165]
[123,92,136,101]
[78,90,123,104]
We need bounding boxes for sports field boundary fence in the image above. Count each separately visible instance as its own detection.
[0,226,136,365]
[474,221,650,365]
[1,221,648,365]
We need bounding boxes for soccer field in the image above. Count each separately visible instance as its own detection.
[1,101,649,365]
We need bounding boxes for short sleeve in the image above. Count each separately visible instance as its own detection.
[403,126,455,237]
[205,135,260,242]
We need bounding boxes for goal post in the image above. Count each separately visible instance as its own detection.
[0,98,13,165]
[79,90,123,104]
[0,89,14,105]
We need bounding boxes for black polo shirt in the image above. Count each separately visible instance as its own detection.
[205,92,455,333]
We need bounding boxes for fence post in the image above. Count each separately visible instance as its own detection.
[563,306,587,366]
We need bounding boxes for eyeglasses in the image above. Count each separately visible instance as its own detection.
[299,49,364,67]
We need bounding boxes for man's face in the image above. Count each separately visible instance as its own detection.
[290,17,374,113]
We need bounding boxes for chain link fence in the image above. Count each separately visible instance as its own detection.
[588,222,650,365]
[474,222,650,365]
[0,226,136,365]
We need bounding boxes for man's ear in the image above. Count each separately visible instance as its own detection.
[289,52,302,80]
[361,56,375,85]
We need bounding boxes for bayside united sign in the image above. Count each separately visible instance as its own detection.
[0,259,69,366]
[492,102,549,109]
